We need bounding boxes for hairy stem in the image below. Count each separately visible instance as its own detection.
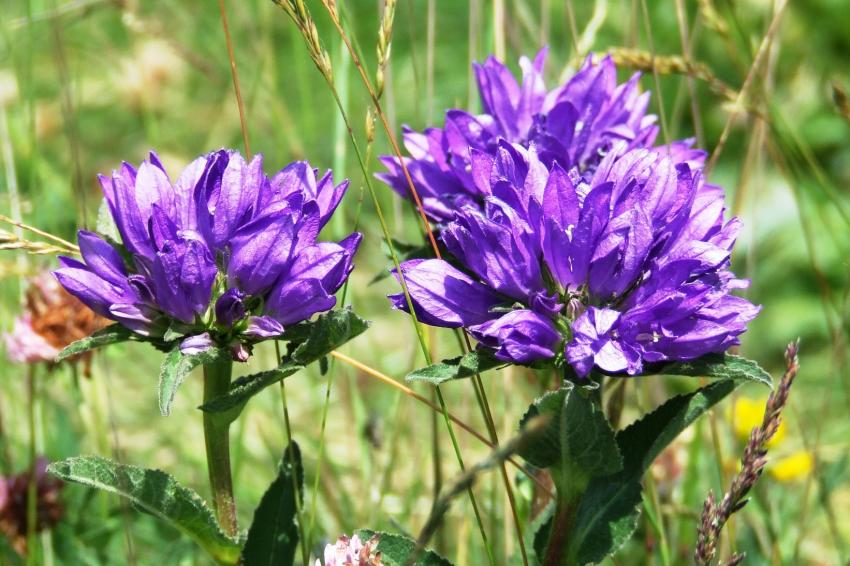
[202,357,238,538]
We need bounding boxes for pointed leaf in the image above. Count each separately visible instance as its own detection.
[200,309,368,416]
[567,378,751,564]
[616,378,745,477]
[406,350,504,385]
[642,354,772,388]
[57,324,136,361]
[199,362,303,415]
[47,456,240,565]
[354,530,453,566]
[288,308,370,364]
[518,383,621,492]
[569,478,642,565]
[159,346,226,416]
[242,442,303,565]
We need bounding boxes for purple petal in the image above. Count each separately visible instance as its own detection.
[180,333,214,356]
[197,150,262,250]
[227,209,297,296]
[77,230,128,287]
[243,316,285,339]
[265,278,337,326]
[215,288,246,327]
[468,309,561,363]
[54,264,133,318]
[151,234,217,323]
[387,259,502,328]
[566,307,642,377]
[314,171,349,228]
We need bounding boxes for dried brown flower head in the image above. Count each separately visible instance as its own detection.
[4,272,107,373]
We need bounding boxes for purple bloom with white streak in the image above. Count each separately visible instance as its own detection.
[389,141,759,376]
[378,49,658,222]
[54,149,360,361]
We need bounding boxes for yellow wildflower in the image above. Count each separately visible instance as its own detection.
[769,452,814,482]
[731,397,786,447]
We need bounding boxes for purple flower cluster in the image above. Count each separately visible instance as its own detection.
[55,150,360,361]
[389,139,759,376]
[378,49,657,222]
[380,49,758,376]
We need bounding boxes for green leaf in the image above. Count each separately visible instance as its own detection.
[518,383,621,493]
[47,456,240,565]
[288,308,370,364]
[95,198,120,241]
[641,354,773,388]
[570,478,642,565]
[530,502,555,564]
[242,442,303,565]
[567,378,749,564]
[200,309,368,416]
[199,363,304,415]
[57,324,136,361]
[354,530,453,566]
[616,378,743,477]
[159,346,226,416]
[406,349,503,385]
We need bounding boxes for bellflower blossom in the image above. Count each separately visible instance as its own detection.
[54,150,361,361]
[378,48,659,222]
[389,141,759,376]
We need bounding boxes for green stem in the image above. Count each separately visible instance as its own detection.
[202,357,238,538]
[542,497,580,566]
[27,365,38,565]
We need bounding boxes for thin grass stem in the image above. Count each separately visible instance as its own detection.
[217,0,251,157]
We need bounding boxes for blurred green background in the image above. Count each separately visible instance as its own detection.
[0,0,848,564]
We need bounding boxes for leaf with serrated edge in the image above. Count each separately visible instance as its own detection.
[568,378,749,564]
[639,354,772,388]
[289,308,369,364]
[199,362,303,414]
[355,530,453,566]
[47,456,240,564]
[200,309,368,416]
[571,478,642,565]
[159,346,226,416]
[406,350,503,385]
[242,442,303,565]
[58,324,135,361]
[518,383,621,491]
[617,378,741,477]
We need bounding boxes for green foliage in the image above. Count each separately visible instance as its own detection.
[354,530,453,566]
[518,383,622,495]
[242,442,303,565]
[287,308,370,364]
[565,376,754,564]
[47,456,241,565]
[158,345,227,416]
[200,308,368,415]
[641,354,773,388]
[569,478,643,565]
[57,323,136,361]
[616,379,749,477]
[406,349,503,385]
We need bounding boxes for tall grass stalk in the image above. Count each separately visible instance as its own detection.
[217,0,251,157]
[321,4,529,558]
[705,0,787,174]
